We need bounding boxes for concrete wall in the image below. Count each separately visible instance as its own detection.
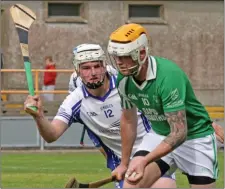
[1,116,223,149]
[1,116,95,148]
[1,1,224,105]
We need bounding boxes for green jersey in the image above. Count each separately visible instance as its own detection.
[117,56,214,140]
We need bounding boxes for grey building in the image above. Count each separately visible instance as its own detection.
[0,1,223,105]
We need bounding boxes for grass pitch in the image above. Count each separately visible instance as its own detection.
[1,151,224,188]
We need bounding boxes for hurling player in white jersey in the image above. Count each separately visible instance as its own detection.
[68,62,118,148]
[24,43,176,188]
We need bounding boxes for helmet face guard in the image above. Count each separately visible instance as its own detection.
[79,61,106,89]
[107,24,150,76]
[108,55,139,76]
[73,44,106,89]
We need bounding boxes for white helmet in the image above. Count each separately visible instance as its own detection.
[73,44,106,71]
[72,43,107,89]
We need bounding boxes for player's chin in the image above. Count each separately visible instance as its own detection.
[119,69,131,76]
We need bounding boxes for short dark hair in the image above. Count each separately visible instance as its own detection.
[45,56,53,62]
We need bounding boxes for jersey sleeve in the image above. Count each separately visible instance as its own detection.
[118,90,135,109]
[68,72,83,94]
[116,73,135,109]
[160,70,186,113]
[68,72,77,94]
[54,90,83,126]
[106,65,118,76]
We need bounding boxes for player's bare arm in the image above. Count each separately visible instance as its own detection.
[164,110,187,149]
[142,110,187,167]
[112,107,138,180]
[24,95,68,143]
[125,110,187,183]
[120,107,138,166]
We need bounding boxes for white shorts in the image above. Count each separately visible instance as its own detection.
[136,131,218,179]
[42,85,55,101]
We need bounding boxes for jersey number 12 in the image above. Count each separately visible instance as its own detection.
[104,109,114,118]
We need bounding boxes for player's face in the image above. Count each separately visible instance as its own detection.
[79,61,106,84]
[113,56,138,76]
[45,58,51,65]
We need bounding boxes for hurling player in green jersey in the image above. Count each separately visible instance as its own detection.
[107,23,224,188]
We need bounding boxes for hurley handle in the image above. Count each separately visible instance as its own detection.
[24,61,37,113]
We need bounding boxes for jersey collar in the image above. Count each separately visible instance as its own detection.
[146,56,157,81]
[82,74,117,100]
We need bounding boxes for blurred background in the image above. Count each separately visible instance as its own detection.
[0,0,223,149]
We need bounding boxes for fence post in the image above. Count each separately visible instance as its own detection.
[38,126,44,151]
[36,126,40,148]
[40,136,44,151]
[35,70,39,95]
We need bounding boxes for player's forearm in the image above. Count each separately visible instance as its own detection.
[143,141,172,165]
[144,133,186,164]
[121,127,136,166]
[144,110,187,165]
[33,115,58,143]
[164,110,187,149]
[120,116,137,166]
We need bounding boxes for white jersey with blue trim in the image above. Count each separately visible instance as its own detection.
[68,71,82,94]
[55,74,151,158]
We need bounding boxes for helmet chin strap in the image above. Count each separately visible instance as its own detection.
[126,60,143,76]
[134,64,142,77]
[134,48,148,77]
[83,74,106,89]
[127,47,148,77]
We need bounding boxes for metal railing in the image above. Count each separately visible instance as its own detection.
[0,69,224,119]
[1,69,74,94]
